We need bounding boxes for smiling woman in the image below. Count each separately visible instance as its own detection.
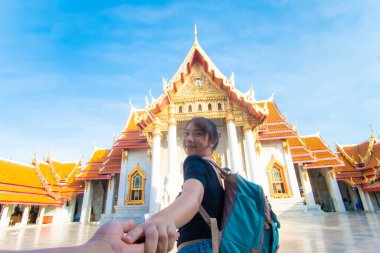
[124,117,224,253]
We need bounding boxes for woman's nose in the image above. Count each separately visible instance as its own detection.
[187,133,194,141]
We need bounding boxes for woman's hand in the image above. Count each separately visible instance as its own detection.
[125,216,179,253]
[125,179,204,253]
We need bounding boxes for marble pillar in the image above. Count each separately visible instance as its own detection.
[80,181,93,223]
[149,118,162,214]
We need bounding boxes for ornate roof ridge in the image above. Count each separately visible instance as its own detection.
[336,143,357,166]
[46,155,81,183]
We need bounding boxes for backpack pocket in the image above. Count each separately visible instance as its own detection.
[220,192,265,253]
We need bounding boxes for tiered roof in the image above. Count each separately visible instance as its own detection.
[335,134,380,191]
[76,149,111,180]
[0,159,61,206]
[288,136,316,164]
[135,38,267,130]
[100,110,149,175]
[256,99,297,141]
[301,134,344,169]
[33,156,84,202]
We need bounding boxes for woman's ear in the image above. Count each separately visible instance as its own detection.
[209,139,217,149]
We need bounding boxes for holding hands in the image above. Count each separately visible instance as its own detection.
[125,215,179,253]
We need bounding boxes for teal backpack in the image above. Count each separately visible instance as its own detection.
[200,159,280,253]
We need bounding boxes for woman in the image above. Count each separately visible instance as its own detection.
[126,117,224,253]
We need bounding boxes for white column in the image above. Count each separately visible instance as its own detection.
[243,118,258,182]
[324,169,346,212]
[80,181,93,223]
[225,102,244,175]
[117,151,128,207]
[283,141,301,199]
[358,187,374,211]
[167,103,180,204]
[149,118,162,214]
[242,120,270,196]
[0,205,12,227]
[37,207,45,225]
[105,176,115,214]
[69,197,76,222]
[21,206,30,226]
[298,165,316,205]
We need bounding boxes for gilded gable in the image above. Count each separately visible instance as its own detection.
[172,64,227,103]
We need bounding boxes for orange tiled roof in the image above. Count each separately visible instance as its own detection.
[0,192,61,206]
[363,143,380,169]
[337,134,377,167]
[100,149,122,174]
[76,148,111,180]
[301,135,344,169]
[47,159,79,183]
[0,159,62,206]
[288,136,316,163]
[114,110,149,150]
[256,100,297,141]
[33,158,84,201]
[334,135,380,188]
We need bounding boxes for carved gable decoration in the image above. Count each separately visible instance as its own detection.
[172,64,226,103]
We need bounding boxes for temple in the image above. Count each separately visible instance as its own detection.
[1,31,379,227]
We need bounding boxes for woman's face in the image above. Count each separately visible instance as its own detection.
[183,121,215,157]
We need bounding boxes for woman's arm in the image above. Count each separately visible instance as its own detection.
[125,179,204,253]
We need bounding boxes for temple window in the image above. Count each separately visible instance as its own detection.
[266,157,290,198]
[188,105,192,113]
[195,78,203,87]
[208,103,212,111]
[179,106,183,114]
[126,164,146,205]
[198,104,202,111]
[218,103,222,111]
[271,166,285,195]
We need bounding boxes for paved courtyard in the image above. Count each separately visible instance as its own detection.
[0,212,379,252]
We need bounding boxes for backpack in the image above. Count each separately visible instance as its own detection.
[199,158,280,253]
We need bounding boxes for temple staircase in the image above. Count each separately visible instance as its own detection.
[269,198,325,217]
[100,205,149,225]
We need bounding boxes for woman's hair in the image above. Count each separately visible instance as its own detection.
[185,117,219,150]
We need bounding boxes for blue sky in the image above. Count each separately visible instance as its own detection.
[1,0,379,164]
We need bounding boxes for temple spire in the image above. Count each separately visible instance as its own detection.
[194,24,198,45]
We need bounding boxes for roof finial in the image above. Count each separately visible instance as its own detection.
[269,89,276,101]
[194,24,198,45]
[229,72,235,87]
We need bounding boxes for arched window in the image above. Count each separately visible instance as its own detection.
[208,103,212,111]
[179,106,183,114]
[188,105,192,113]
[126,164,146,205]
[271,166,285,194]
[218,103,222,111]
[266,157,291,198]
[198,104,202,111]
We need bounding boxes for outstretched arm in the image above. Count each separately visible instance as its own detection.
[0,220,143,253]
[125,179,204,253]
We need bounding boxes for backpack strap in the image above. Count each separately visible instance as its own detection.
[202,157,231,178]
[199,205,219,253]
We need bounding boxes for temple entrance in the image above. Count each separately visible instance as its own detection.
[309,170,334,212]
